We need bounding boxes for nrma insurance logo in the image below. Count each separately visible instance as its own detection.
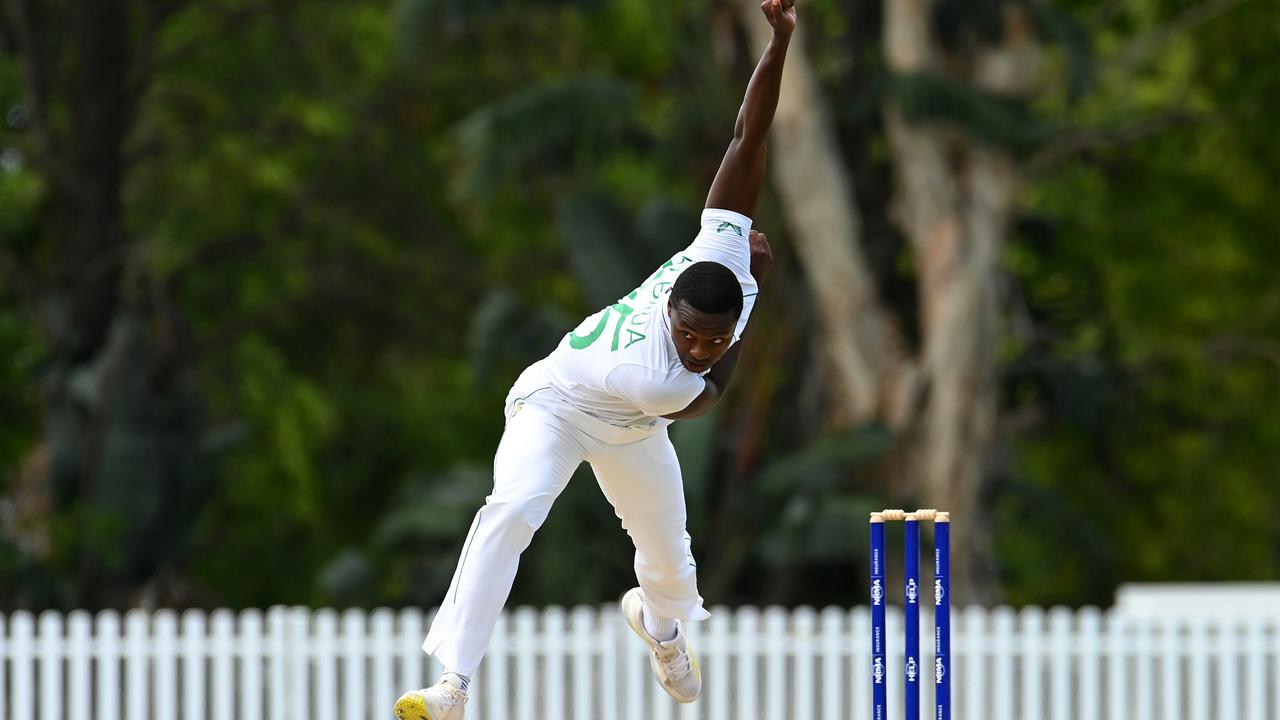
[873,657,885,684]
[934,579,945,606]
[871,578,883,606]
[906,657,918,682]
[906,578,918,604]
[935,657,946,684]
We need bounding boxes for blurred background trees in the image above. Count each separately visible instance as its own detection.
[0,0,1275,612]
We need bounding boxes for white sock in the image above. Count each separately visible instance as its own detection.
[642,603,678,642]
[441,671,470,693]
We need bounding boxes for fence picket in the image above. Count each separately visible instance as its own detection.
[1077,607,1101,720]
[125,610,148,720]
[1270,621,1280,720]
[819,607,842,720]
[287,608,310,719]
[153,610,177,720]
[1160,617,1181,720]
[240,610,264,720]
[372,609,395,720]
[68,611,93,720]
[1104,611,1127,720]
[266,608,287,720]
[0,613,5,720]
[571,606,594,720]
[1135,616,1155,720]
[514,607,537,720]
[212,610,236,720]
[314,609,338,720]
[486,611,510,720]
[96,611,121,720]
[794,607,815,720]
[1188,617,1209,720]
[735,607,760,720]
[991,607,1014,720]
[851,608,869,719]
[1048,607,1070,720]
[546,606,567,720]
[709,609,732,720]
[341,609,365,720]
[1244,616,1264,720]
[183,610,207,720]
[619,604,644,720]
[1215,619,1241,720]
[37,611,62,720]
[1019,606,1044,720]
[764,606,787,719]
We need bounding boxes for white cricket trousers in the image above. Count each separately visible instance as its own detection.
[422,402,709,675]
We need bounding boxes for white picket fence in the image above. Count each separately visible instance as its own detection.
[2,605,1279,720]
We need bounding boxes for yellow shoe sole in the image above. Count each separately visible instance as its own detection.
[394,692,431,720]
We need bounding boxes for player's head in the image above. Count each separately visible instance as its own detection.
[667,261,742,374]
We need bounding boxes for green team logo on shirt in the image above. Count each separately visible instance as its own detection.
[716,221,743,237]
[568,254,693,351]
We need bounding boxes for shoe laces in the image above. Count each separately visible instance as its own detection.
[654,641,693,682]
[434,683,468,707]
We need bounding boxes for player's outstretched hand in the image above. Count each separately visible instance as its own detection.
[761,0,797,37]
[749,230,774,283]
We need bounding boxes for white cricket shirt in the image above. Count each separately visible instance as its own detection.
[508,208,759,438]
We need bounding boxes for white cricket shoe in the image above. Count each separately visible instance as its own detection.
[621,587,702,703]
[394,676,468,720]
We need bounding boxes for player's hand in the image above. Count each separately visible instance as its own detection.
[761,0,797,38]
[749,229,774,282]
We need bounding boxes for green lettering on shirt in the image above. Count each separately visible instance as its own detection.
[569,302,635,351]
[623,329,647,349]
[568,254,693,352]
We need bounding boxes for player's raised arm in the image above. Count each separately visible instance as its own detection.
[704,0,797,218]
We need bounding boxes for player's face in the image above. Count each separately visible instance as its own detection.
[668,300,738,374]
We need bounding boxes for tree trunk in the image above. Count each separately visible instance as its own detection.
[884,1,1038,603]
[5,0,204,609]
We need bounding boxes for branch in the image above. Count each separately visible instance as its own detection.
[1110,0,1257,76]
[1208,335,1280,371]
[1088,0,1129,28]
[1026,109,1199,176]
[126,0,196,114]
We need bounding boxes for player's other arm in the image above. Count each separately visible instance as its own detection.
[661,342,744,420]
[703,0,797,219]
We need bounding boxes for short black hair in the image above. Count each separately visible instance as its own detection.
[669,261,743,318]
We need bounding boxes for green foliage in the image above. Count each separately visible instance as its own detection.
[1001,0,1280,606]
[454,77,641,201]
